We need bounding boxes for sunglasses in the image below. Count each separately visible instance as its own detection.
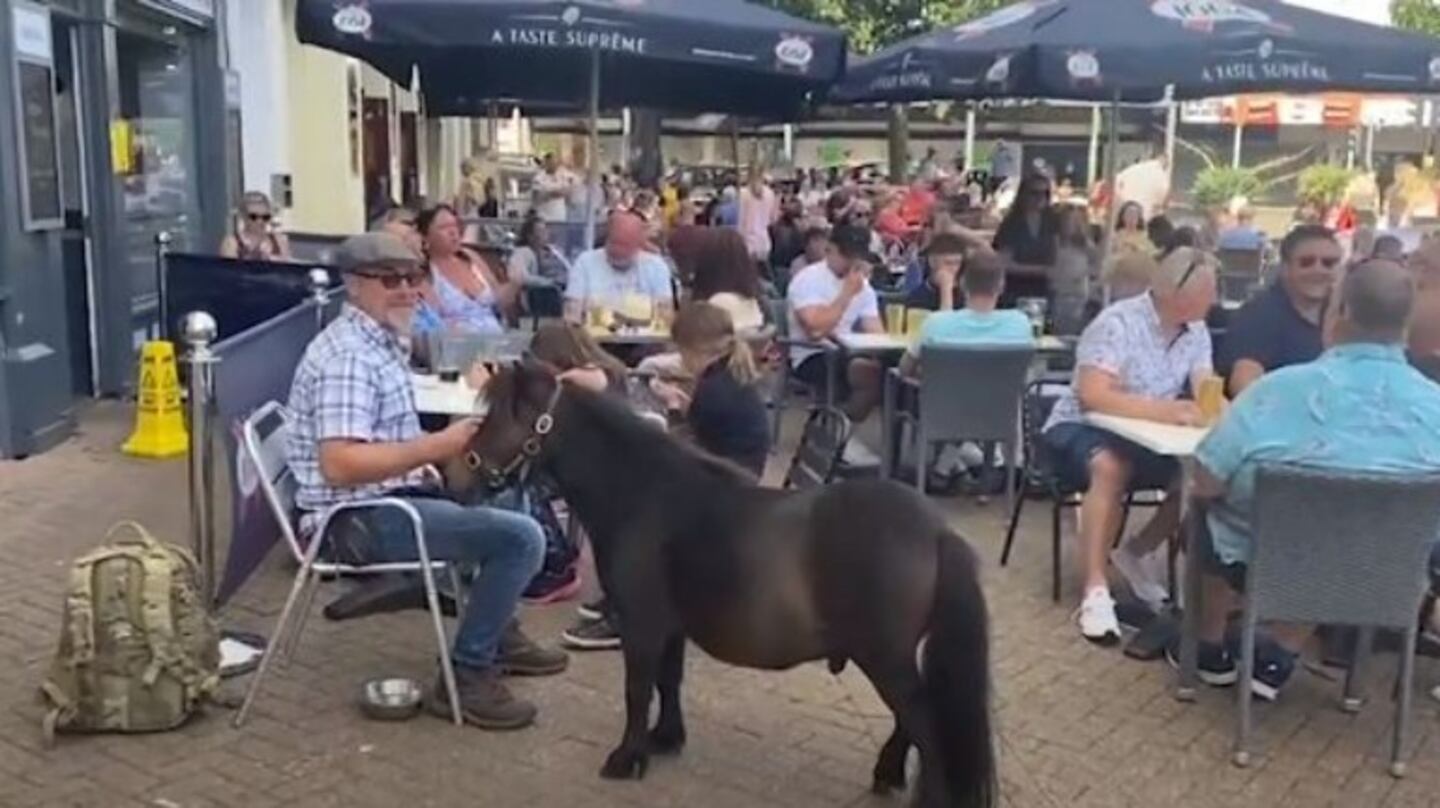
[246,213,272,222]
[350,269,426,289]
[1177,257,1205,290]
[1297,255,1341,269]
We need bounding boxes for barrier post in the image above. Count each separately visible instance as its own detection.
[154,231,172,341]
[182,311,220,607]
[307,268,331,333]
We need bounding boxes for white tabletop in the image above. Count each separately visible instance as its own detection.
[1035,335,1076,353]
[412,374,489,416]
[1084,412,1208,458]
[833,333,910,354]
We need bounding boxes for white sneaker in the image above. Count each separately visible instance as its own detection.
[1076,588,1121,646]
[934,443,969,477]
[1110,545,1170,612]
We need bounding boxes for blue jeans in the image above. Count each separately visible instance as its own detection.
[350,497,545,670]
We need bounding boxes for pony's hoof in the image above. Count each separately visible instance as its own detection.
[600,747,649,780]
[649,723,687,754]
[871,768,906,794]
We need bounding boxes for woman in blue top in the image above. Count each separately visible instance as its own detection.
[420,204,520,334]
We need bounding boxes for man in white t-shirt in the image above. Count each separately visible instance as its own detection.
[787,225,886,420]
[564,211,673,325]
[532,153,573,225]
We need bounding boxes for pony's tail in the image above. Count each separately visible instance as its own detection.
[924,532,997,808]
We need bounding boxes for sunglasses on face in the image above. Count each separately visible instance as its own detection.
[1178,258,1204,290]
[1296,255,1341,269]
[246,212,272,222]
[350,269,426,289]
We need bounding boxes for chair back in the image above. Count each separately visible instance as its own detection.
[783,406,854,489]
[916,344,1034,443]
[240,401,307,564]
[1217,248,1263,303]
[1249,465,1440,629]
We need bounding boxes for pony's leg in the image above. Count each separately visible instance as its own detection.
[650,633,688,754]
[871,720,911,794]
[862,665,947,808]
[601,630,666,780]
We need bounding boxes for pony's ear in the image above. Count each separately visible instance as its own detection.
[513,359,559,409]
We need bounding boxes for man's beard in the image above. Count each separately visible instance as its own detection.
[380,306,415,335]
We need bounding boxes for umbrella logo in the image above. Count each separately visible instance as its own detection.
[1258,38,1273,60]
[1151,0,1271,32]
[561,6,582,26]
[986,55,1012,85]
[332,4,373,36]
[1067,51,1102,85]
[775,36,815,70]
[1429,57,1440,83]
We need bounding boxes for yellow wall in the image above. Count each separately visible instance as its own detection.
[284,40,366,235]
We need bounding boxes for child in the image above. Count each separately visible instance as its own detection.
[650,302,772,479]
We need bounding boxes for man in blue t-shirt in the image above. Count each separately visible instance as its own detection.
[1217,225,1340,396]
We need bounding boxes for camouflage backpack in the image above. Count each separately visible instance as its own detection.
[39,522,220,745]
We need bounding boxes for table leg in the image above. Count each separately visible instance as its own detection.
[881,371,896,479]
[1176,457,1200,702]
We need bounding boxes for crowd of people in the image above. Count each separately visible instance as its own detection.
[216,132,1440,732]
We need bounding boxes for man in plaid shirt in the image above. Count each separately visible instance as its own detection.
[287,232,567,730]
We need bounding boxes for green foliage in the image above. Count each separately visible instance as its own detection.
[1393,0,1440,37]
[763,0,1012,53]
[1297,164,1357,207]
[1190,166,1263,210]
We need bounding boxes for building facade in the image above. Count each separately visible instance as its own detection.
[0,0,232,458]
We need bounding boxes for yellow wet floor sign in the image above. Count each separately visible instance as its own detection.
[123,341,188,458]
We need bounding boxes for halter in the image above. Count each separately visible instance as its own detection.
[464,381,564,488]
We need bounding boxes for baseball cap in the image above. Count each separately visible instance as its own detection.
[830,224,882,266]
[335,232,422,273]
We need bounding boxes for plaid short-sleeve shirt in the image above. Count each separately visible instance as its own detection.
[286,304,428,518]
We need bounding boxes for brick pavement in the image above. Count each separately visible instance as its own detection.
[2,402,1439,807]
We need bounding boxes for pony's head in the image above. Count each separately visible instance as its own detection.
[461,361,563,490]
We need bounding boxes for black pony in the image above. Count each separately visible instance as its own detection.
[460,363,996,807]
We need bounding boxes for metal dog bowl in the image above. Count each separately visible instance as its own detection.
[359,677,424,721]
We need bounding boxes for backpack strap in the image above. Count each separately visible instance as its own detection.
[136,544,217,697]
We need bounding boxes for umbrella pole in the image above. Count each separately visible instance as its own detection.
[585,48,601,252]
[1087,104,1101,188]
[964,105,977,171]
[1101,90,1121,298]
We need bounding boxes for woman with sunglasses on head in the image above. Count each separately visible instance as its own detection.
[992,173,1059,306]
[419,204,520,335]
[220,191,290,261]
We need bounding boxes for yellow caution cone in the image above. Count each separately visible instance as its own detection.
[122,340,189,458]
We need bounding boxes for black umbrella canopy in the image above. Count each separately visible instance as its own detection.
[297,0,847,117]
[834,0,1440,104]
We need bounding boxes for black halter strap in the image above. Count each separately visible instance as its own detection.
[464,381,564,487]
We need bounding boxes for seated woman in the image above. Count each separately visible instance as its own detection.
[507,212,571,288]
[219,192,291,261]
[421,204,520,334]
[690,228,765,331]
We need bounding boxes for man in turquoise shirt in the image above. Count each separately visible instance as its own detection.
[1186,260,1440,701]
[899,250,1033,377]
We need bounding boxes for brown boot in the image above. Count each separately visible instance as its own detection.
[497,621,570,676]
[427,666,537,730]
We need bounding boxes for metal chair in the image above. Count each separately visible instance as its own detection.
[762,295,836,444]
[1000,380,1164,602]
[888,345,1033,514]
[1217,248,1263,304]
[782,406,878,489]
[1233,465,1440,775]
[232,402,464,728]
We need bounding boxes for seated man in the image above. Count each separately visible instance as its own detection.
[1189,260,1440,700]
[1042,248,1218,641]
[787,224,886,421]
[1217,225,1340,396]
[287,232,567,730]
[1216,206,1267,251]
[899,250,1033,377]
[564,210,674,325]
[902,233,968,312]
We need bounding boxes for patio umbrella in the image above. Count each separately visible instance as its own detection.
[297,0,846,244]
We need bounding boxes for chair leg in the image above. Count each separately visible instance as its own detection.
[414,534,463,727]
[279,572,323,665]
[449,564,469,619]
[1343,626,1374,713]
[1003,441,1017,518]
[1113,496,1133,549]
[1000,489,1026,567]
[1391,626,1418,778]
[1050,502,1063,603]
[915,432,927,496]
[234,537,326,728]
[1234,610,1258,768]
